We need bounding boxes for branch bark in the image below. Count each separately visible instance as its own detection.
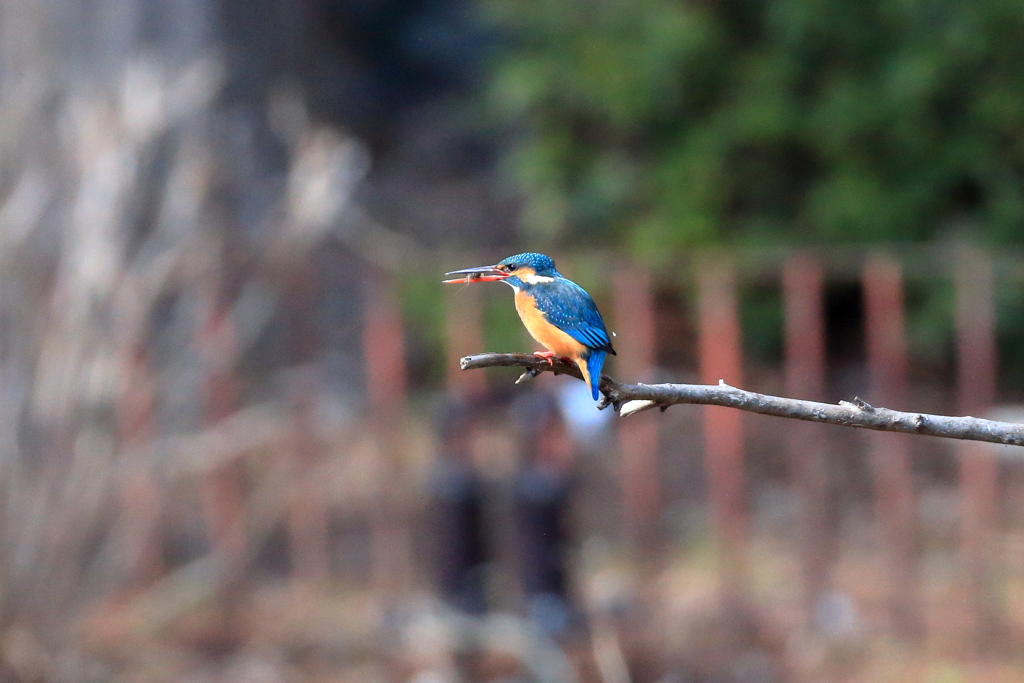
[460,353,1024,448]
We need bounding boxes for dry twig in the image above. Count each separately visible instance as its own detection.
[461,353,1024,448]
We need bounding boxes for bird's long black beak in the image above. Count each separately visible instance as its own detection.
[442,265,509,284]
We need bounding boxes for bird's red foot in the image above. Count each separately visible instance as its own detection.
[533,351,571,366]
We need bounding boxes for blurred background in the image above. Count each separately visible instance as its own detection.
[2,0,1024,681]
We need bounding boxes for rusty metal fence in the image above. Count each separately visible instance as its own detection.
[5,241,1024,682]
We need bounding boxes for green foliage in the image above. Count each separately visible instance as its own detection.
[740,284,784,365]
[480,0,1024,250]
[481,287,533,352]
[995,267,1024,397]
[903,272,954,373]
[400,273,447,386]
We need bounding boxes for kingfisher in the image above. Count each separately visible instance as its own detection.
[443,253,615,401]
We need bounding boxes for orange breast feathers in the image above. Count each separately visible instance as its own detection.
[514,290,588,361]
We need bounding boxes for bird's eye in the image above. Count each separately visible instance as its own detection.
[506,264,518,272]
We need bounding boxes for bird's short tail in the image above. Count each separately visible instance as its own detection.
[580,350,607,401]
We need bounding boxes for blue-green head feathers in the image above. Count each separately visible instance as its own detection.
[498,253,559,278]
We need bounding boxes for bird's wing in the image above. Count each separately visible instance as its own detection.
[532,278,614,352]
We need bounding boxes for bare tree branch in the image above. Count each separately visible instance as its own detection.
[460,353,1024,448]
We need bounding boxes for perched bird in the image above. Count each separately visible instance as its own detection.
[443,253,615,400]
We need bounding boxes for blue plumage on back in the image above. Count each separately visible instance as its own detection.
[527,274,614,400]
[530,279,614,353]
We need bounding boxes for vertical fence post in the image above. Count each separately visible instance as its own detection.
[782,253,832,628]
[955,247,999,647]
[285,268,330,583]
[287,366,330,583]
[612,265,660,550]
[697,257,748,608]
[117,346,164,587]
[863,253,918,637]
[364,271,411,595]
[198,299,246,568]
